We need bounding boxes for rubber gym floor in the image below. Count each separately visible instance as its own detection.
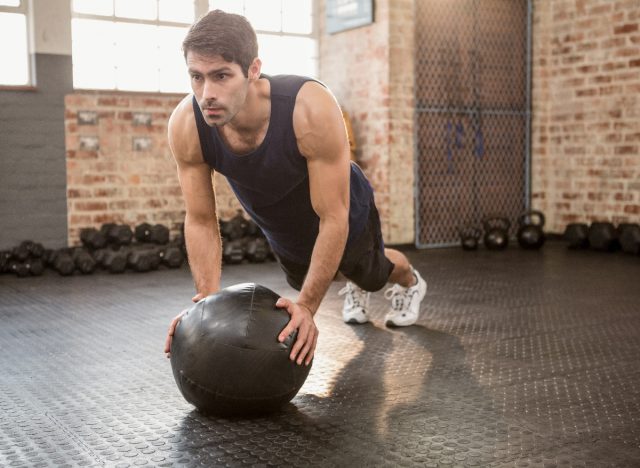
[1,242,639,468]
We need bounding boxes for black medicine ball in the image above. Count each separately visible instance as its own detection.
[170,283,312,416]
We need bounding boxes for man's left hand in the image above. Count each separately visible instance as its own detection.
[275,298,318,366]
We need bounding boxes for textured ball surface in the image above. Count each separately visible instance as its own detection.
[170,283,311,415]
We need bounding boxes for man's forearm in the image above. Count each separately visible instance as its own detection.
[297,218,348,314]
[184,214,222,296]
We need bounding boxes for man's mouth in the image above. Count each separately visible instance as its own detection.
[204,106,223,113]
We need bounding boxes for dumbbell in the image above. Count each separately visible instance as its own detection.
[157,245,185,269]
[564,223,589,249]
[11,242,31,262]
[29,242,45,259]
[50,249,75,276]
[588,222,619,252]
[42,248,55,265]
[223,239,245,264]
[16,240,45,259]
[100,223,118,243]
[134,223,170,245]
[125,247,160,272]
[152,224,170,244]
[100,223,133,247]
[245,219,265,239]
[618,223,640,255]
[80,228,107,250]
[6,260,30,278]
[132,243,185,269]
[110,224,134,246]
[0,250,12,273]
[18,258,45,277]
[71,248,97,274]
[134,223,151,243]
[27,258,44,276]
[245,237,270,263]
[92,248,128,274]
[2,246,46,277]
[221,211,249,241]
[173,232,185,247]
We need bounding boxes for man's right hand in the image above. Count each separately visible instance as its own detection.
[164,293,207,357]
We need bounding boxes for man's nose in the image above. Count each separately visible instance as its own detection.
[202,79,217,102]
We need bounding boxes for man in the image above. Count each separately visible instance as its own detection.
[164,10,427,367]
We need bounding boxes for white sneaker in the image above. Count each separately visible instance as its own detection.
[338,282,370,324]
[384,268,427,327]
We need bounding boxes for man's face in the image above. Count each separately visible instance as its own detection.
[186,51,251,127]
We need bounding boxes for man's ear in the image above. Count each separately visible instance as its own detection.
[249,58,262,80]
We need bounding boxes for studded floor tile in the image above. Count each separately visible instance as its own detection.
[1,243,639,467]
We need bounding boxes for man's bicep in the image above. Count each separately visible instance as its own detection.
[307,155,350,222]
[305,113,351,221]
[295,82,351,220]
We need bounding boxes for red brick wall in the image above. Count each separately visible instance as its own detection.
[532,0,640,232]
[64,92,242,246]
[63,0,640,247]
[319,0,415,244]
[322,0,640,241]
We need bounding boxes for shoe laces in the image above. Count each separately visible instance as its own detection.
[384,284,412,312]
[339,282,369,309]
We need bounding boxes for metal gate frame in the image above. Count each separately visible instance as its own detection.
[414,0,533,248]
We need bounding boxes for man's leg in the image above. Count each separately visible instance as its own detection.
[385,248,415,287]
[338,210,427,326]
[382,248,427,327]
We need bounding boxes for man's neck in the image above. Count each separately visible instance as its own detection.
[218,77,271,154]
[226,77,271,135]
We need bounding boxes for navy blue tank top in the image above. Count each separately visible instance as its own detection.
[192,74,373,264]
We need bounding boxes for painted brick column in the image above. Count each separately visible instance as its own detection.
[388,0,415,243]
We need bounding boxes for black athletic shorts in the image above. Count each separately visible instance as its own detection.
[275,201,395,293]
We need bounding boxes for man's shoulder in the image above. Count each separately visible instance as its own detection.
[169,94,196,128]
[266,74,325,99]
[168,94,203,163]
[291,78,348,161]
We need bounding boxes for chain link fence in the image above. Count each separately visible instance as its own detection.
[414,0,532,247]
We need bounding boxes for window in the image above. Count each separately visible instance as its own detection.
[71,0,196,92]
[210,0,317,77]
[0,0,31,86]
[71,0,317,92]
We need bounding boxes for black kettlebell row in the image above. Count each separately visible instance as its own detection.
[564,222,640,254]
[458,210,546,251]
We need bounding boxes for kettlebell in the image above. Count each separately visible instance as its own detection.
[458,225,482,251]
[517,210,546,250]
[483,216,511,251]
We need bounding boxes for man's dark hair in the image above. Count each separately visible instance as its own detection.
[182,10,258,77]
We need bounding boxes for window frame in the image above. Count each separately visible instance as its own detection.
[209,0,319,77]
[70,0,319,93]
[71,0,200,93]
[0,0,34,88]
